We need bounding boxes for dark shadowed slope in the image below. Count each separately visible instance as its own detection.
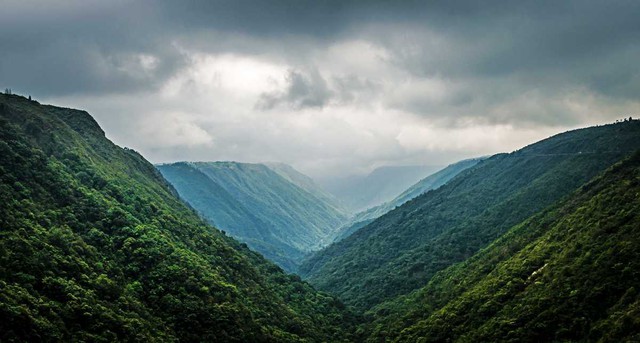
[157,161,348,271]
[367,151,640,343]
[299,120,640,311]
[0,94,356,342]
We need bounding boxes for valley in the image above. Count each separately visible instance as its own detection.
[4,1,639,341]
[1,93,639,342]
[157,161,348,272]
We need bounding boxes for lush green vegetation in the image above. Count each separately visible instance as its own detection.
[366,151,640,342]
[3,92,640,342]
[0,94,357,342]
[333,158,481,243]
[299,120,640,311]
[157,161,348,272]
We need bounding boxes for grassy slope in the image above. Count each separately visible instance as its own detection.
[368,151,640,342]
[0,94,356,342]
[300,121,640,311]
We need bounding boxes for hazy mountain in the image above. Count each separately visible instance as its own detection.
[263,162,345,216]
[299,120,640,311]
[157,161,348,271]
[333,158,482,242]
[0,94,356,342]
[366,151,640,342]
[318,165,443,213]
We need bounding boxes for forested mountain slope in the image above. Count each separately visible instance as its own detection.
[156,162,304,271]
[264,162,345,216]
[299,120,640,311]
[333,158,481,243]
[157,161,348,271]
[366,151,640,342]
[0,94,356,342]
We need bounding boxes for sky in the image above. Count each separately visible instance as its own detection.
[2,0,639,178]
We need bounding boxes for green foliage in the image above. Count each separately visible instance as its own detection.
[3,92,639,342]
[300,120,640,311]
[0,94,357,342]
[157,161,348,272]
[366,151,640,342]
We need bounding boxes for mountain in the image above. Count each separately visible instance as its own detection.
[157,161,348,271]
[381,158,483,213]
[0,94,356,342]
[318,165,443,213]
[263,162,345,215]
[155,162,305,271]
[366,151,640,342]
[333,158,482,242]
[299,120,640,311]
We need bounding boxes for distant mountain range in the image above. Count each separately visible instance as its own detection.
[332,158,482,243]
[158,160,472,271]
[157,161,348,271]
[317,165,443,213]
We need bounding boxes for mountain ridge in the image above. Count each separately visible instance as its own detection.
[366,149,640,342]
[157,160,348,271]
[332,158,482,243]
[299,120,640,310]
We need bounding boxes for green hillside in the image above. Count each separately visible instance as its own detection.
[333,158,481,243]
[0,94,356,342]
[299,120,640,311]
[367,151,640,342]
[157,161,348,271]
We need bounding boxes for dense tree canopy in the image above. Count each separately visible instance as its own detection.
[300,120,640,311]
[366,151,640,342]
[2,92,640,343]
[0,94,357,342]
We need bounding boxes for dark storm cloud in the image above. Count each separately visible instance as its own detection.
[0,1,187,96]
[157,0,640,80]
[3,0,637,177]
[256,70,379,110]
[1,0,638,153]
[257,69,332,110]
[2,0,639,102]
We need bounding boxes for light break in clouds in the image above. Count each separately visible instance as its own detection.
[1,0,639,178]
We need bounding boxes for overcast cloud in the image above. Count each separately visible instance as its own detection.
[1,0,639,177]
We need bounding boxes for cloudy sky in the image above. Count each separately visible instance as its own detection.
[2,0,639,178]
